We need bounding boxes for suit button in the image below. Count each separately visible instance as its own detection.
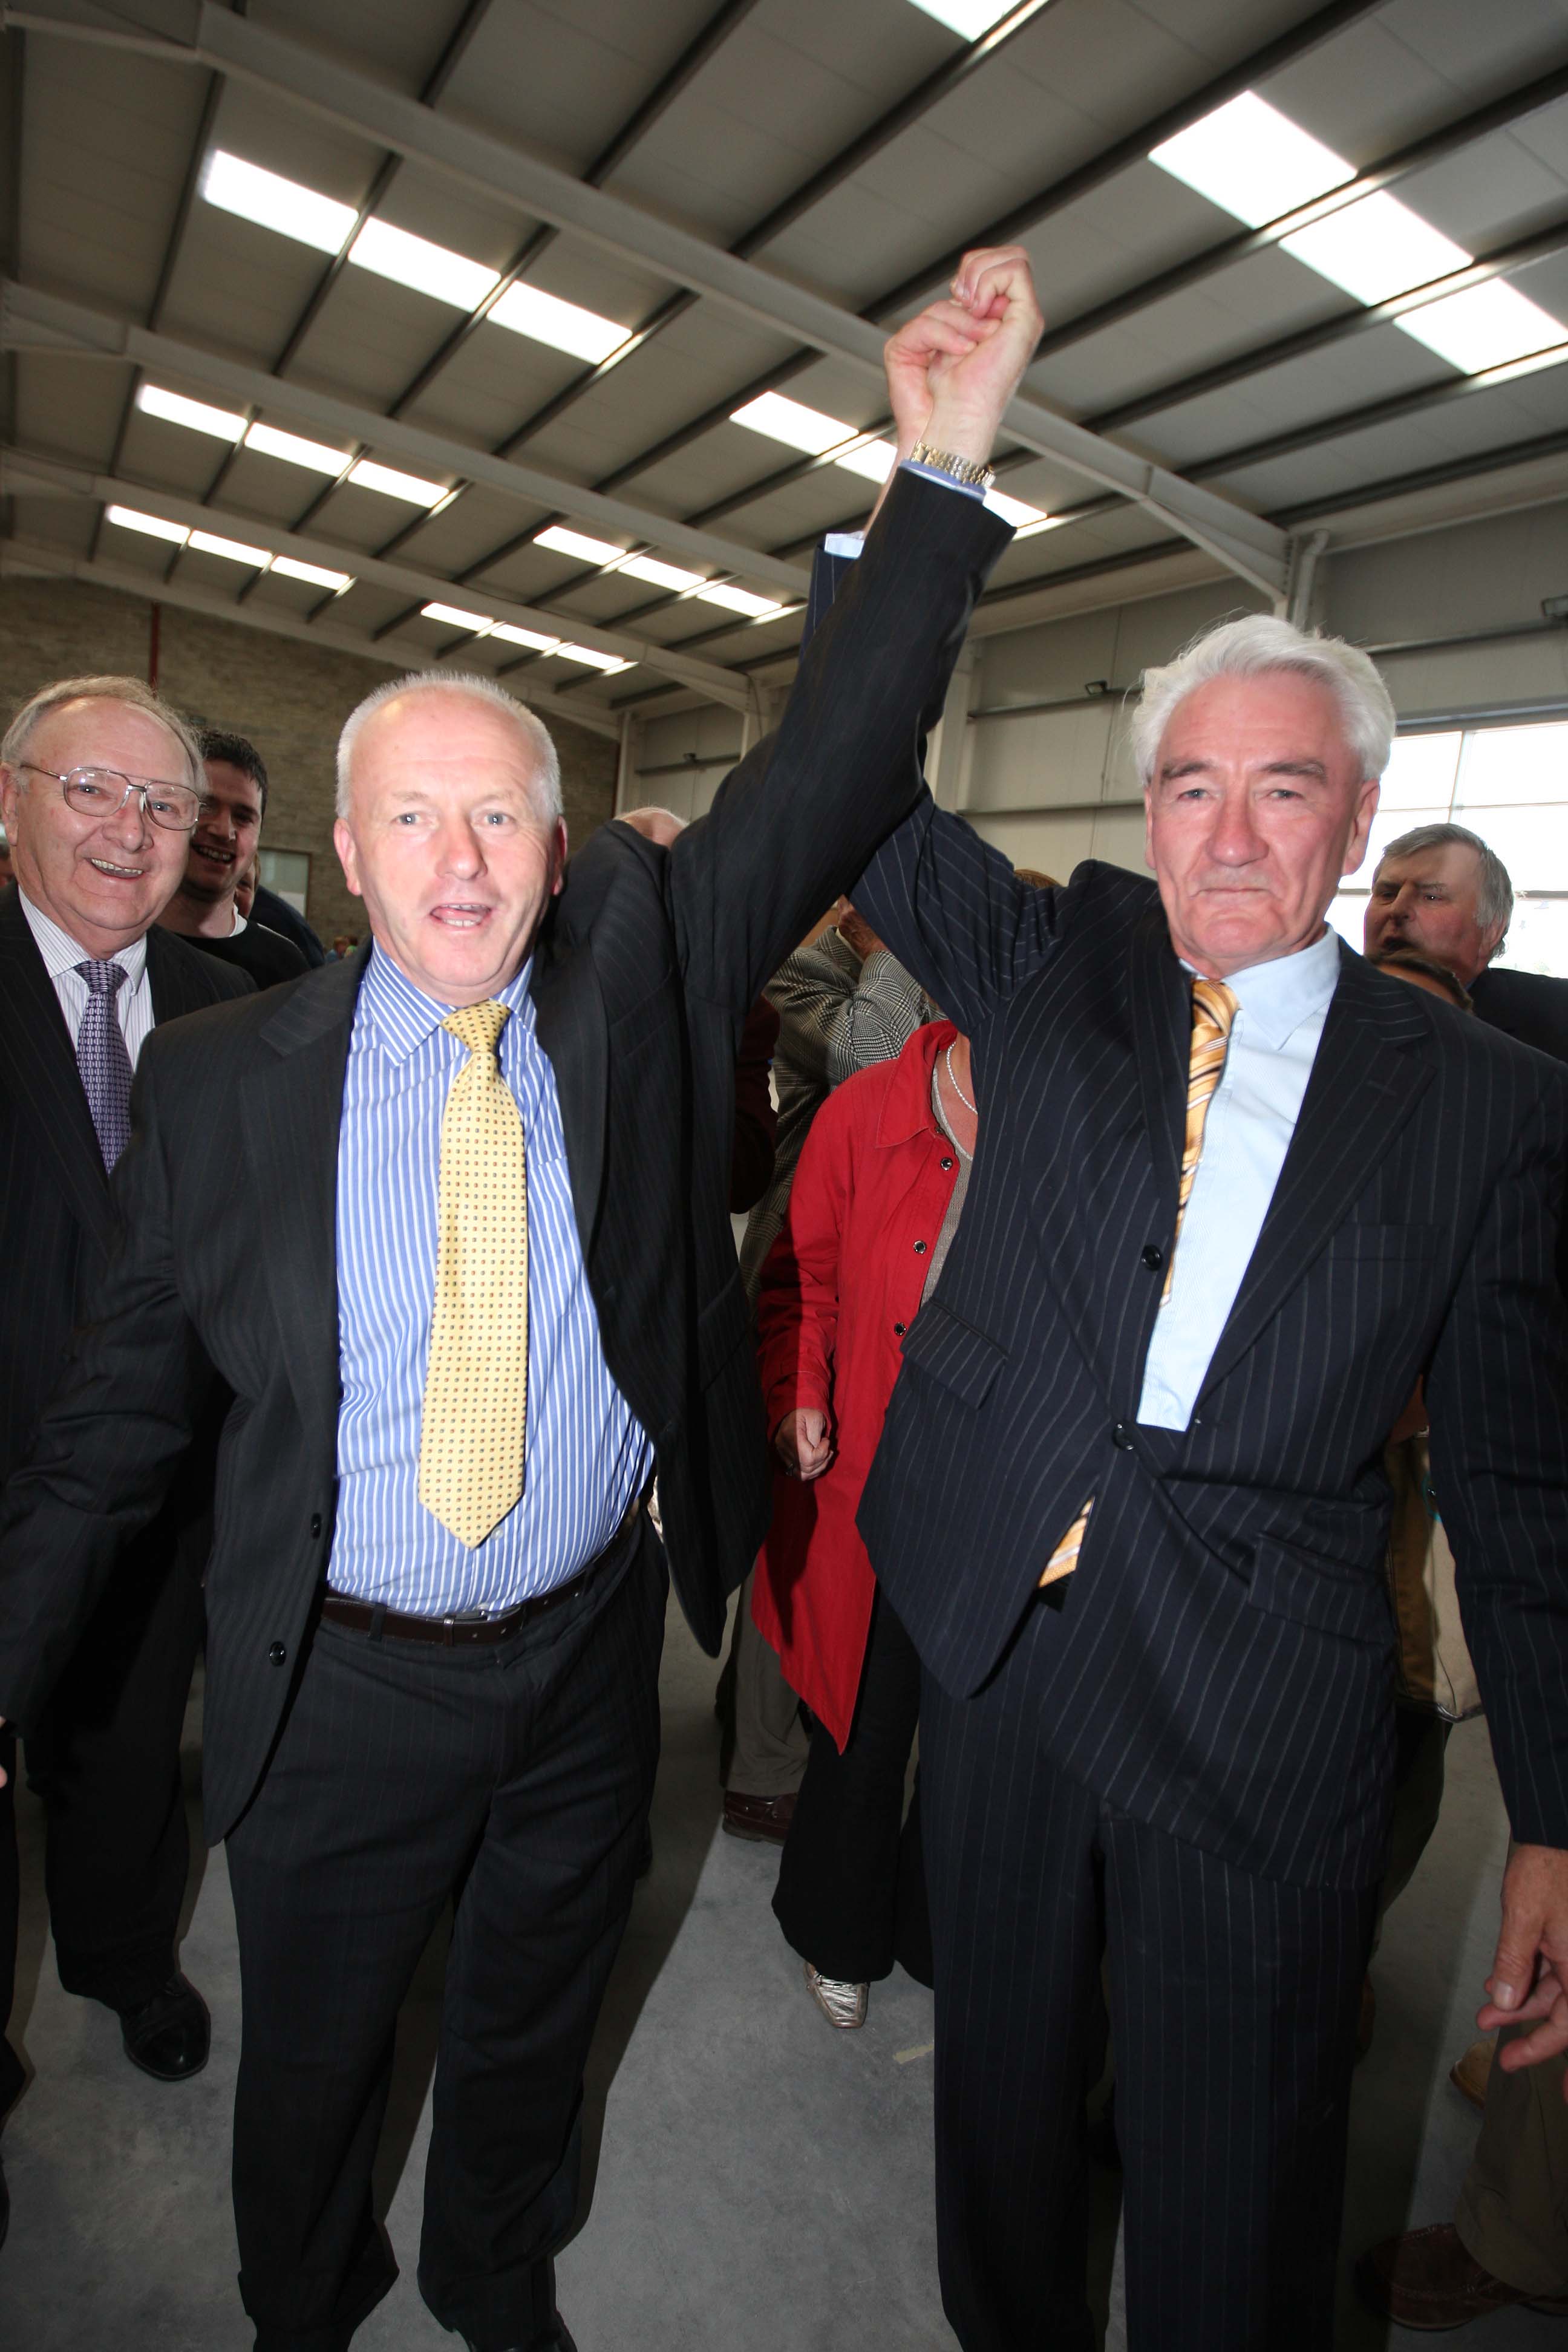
[268,1641,287,1665]
[940,1156,955,1172]
[310,1513,322,1538]
[893,1321,907,1336]
[1112,1422,1134,1450]
[1141,1244,1164,1272]
[913,1240,928,1255]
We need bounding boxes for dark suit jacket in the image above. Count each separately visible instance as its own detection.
[1472,965,1568,1063]
[0,472,1010,1845]
[853,825,1568,1889]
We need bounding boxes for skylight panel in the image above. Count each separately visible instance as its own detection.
[348,218,500,312]
[490,623,562,652]
[554,644,632,673]
[203,151,356,255]
[1280,192,1469,306]
[421,602,494,632]
[489,283,629,364]
[694,584,785,618]
[907,1,1022,34]
[270,556,353,592]
[244,422,350,475]
[189,530,271,567]
[613,554,704,592]
[534,525,625,566]
[1397,279,1568,374]
[137,384,246,442]
[834,439,897,484]
[1149,93,1353,229]
[105,505,188,546]
[347,459,448,506]
[731,392,856,456]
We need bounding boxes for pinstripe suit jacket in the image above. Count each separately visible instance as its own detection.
[0,472,1011,1844]
[854,814,1568,1889]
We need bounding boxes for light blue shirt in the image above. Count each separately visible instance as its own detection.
[329,946,652,1613]
[1136,926,1342,1432]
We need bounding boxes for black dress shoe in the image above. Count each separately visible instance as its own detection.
[117,1973,211,2082]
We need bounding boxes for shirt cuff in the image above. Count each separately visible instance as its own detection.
[899,457,988,502]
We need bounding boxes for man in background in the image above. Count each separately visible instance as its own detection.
[1364,820,1568,1059]
[157,728,307,990]
[0,675,252,2246]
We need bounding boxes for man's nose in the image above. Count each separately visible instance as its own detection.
[433,818,483,876]
[1206,795,1266,865]
[104,785,154,848]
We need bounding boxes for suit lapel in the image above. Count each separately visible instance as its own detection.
[0,889,114,1253]
[146,924,222,1022]
[1198,943,1434,1401]
[240,953,363,1444]
[1128,907,1189,1210]
[530,925,609,1259]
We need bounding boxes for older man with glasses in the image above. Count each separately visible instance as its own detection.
[0,675,252,2250]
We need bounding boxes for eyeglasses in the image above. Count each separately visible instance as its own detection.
[18,763,202,833]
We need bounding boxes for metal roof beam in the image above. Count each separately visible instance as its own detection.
[1,446,753,708]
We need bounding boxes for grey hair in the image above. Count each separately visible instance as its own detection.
[1,674,204,790]
[1377,821,1514,935]
[335,671,563,825]
[1129,614,1396,789]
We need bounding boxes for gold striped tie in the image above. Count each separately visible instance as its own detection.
[1040,975,1239,1588]
[417,1000,530,1550]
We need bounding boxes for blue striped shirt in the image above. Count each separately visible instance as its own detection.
[328,945,652,1613]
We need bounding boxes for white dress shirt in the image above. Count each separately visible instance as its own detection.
[1136,924,1342,1431]
[18,890,155,1069]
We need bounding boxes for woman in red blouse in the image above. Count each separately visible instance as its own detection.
[752,1018,975,2029]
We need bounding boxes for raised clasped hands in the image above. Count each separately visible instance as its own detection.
[1478,1841,1568,2099]
[881,243,1045,478]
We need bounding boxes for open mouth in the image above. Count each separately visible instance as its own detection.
[430,903,494,931]
[87,855,149,880]
[192,841,236,868]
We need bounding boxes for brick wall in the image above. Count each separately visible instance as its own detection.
[0,578,619,943]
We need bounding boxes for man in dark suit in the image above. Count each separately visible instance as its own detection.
[0,675,252,2233]
[1364,818,1568,1060]
[813,290,1568,2346]
[0,260,1034,2347]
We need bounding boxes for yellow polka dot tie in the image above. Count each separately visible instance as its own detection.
[1040,975,1239,1589]
[418,1000,529,1550]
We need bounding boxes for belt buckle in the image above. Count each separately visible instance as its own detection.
[442,1607,490,1648]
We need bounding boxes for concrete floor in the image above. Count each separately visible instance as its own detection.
[1,1594,1559,2351]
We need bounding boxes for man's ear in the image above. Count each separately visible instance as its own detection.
[1341,776,1381,878]
[334,816,364,901]
[550,815,569,897]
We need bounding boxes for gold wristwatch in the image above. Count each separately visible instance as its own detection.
[907,441,996,492]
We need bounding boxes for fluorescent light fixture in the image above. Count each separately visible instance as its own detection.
[694,584,784,619]
[105,504,188,546]
[554,644,632,673]
[189,529,271,567]
[490,623,561,652]
[1281,192,1469,305]
[534,524,626,566]
[613,554,704,591]
[906,1,1020,35]
[347,459,448,506]
[137,383,246,442]
[243,420,350,475]
[421,601,494,632]
[1149,93,1353,228]
[985,488,1050,530]
[270,555,353,592]
[489,283,629,363]
[348,218,500,311]
[731,391,857,456]
[202,150,356,255]
[1397,279,1568,374]
[834,439,897,484]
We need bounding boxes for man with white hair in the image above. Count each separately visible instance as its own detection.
[827,581,1568,2342]
[1365,818,1568,1062]
[0,249,1039,2348]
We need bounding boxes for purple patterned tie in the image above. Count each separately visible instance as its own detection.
[75,959,134,1170]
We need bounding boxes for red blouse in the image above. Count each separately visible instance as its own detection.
[751,1022,961,1749]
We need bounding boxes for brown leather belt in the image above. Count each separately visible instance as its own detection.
[319,1496,642,1648]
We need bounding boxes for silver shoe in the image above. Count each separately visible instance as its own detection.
[805,1962,867,2031]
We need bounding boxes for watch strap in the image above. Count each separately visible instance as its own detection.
[907,441,996,492]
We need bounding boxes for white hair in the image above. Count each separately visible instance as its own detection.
[1,673,203,791]
[1129,614,1396,789]
[335,671,563,825]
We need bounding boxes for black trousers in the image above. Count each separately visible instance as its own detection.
[224,1516,666,2352]
[0,1517,205,2111]
[773,1584,930,1984]
[921,1597,1378,2352]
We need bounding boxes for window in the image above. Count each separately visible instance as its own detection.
[257,848,311,916]
[1329,719,1568,977]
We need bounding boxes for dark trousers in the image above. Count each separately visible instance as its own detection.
[921,1599,1378,2352]
[224,1517,666,2352]
[773,1585,929,1985]
[0,1520,204,2111]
